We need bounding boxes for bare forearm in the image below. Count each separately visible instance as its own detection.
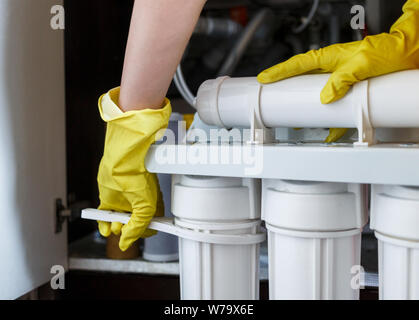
[119,0,206,111]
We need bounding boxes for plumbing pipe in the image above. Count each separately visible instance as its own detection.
[174,9,270,109]
[293,0,320,33]
[218,9,271,77]
[173,65,196,108]
[194,17,242,37]
[196,70,419,130]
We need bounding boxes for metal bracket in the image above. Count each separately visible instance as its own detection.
[55,198,71,234]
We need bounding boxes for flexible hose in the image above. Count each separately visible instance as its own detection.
[292,0,319,33]
[174,8,271,109]
[174,65,196,109]
[194,17,242,37]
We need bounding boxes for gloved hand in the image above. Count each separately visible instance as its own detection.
[258,0,419,142]
[97,87,171,251]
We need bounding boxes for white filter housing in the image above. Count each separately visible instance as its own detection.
[262,180,368,300]
[196,70,419,145]
[172,175,264,300]
[176,219,261,300]
[267,226,362,300]
[371,185,419,300]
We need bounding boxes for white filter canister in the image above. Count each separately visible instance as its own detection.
[262,180,368,300]
[267,225,362,300]
[371,185,419,300]
[176,218,261,300]
[172,175,264,300]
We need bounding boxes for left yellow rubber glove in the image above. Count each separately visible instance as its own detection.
[258,0,419,142]
[97,87,172,251]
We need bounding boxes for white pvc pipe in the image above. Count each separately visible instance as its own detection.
[196,70,419,129]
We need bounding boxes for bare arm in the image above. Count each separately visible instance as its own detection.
[119,0,206,111]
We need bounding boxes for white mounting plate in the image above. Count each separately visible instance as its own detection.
[146,143,419,186]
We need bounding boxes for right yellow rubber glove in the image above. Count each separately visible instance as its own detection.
[258,0,419,142]
[97,87,171,251]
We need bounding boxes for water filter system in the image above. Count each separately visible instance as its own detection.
[83,176,265,300]
[83,70,419,300]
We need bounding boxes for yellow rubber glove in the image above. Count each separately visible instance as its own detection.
[258,0,419,142]
[97,87,172,251]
